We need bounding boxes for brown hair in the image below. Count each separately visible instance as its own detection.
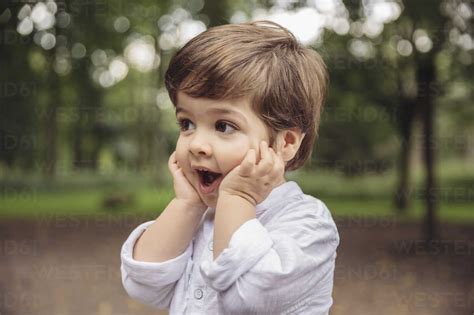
[165,20,329,171]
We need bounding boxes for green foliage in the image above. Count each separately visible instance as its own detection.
[1,164,472,222]
[1,0,472,176]
[0,0,472,233]
[315,92,399,176]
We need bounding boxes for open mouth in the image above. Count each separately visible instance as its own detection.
[195,169,224,195]
[196,170,222,187]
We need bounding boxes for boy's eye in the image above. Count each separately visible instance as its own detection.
[176,118,237,134]
[176,118,195,131]
[215,121,237,134]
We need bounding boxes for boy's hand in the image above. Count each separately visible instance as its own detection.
[168,151,207,212]
[218,141,285,206]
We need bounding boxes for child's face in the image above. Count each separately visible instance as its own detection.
[175,91,275,209]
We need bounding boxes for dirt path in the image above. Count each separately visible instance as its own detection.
[332,216,474,315]
[0,214,473,314]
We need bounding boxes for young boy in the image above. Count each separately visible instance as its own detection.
[120,20,339,314]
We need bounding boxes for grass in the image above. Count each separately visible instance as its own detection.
[0,184,472,224]
[292,158,474,202]
[323,198,474,224]
[0,159,472,223]
[0,186,173,219]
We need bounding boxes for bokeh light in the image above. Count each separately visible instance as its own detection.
[124,36,158,73]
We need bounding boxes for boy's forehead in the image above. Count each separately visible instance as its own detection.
[175,91,253,120]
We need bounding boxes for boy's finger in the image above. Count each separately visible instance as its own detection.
[270,148,281,166]
[257,142,273,176]
[271,147,281,160]
[248,148,257,165]
[271,148,285,173]
[168,151,180,173]
[241,149,255,176]
[266,141,275,164]
[274,148,284,162]
[258,141,269,165]
[271,145,279,156]
[168,151,175,167]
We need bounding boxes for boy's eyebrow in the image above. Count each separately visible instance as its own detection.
[175,106,248,124]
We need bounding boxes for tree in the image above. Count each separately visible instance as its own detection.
[244,0,472,241]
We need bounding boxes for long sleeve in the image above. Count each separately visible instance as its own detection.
[199,199,339,314]
[120,220,193,310]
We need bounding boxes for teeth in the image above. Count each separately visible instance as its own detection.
[195,168,221,176]
[197,168,212,173]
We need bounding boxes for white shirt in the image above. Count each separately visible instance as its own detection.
[120,181,340,314]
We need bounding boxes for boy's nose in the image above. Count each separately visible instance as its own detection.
[189,134,212,156]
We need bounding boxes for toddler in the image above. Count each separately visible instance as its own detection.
[120,20,340,314]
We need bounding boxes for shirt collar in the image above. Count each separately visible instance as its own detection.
[255,180,302,216]
[206,181,302,217]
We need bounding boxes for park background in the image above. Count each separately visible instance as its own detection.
[0,0,473,314]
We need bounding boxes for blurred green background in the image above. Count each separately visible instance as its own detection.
[1,0,472,233]
[0,0,473,314]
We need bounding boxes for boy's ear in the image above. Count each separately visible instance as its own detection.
[275,128,306,163]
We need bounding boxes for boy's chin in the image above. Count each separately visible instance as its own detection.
[191,180,221,209]
[200,193,218,209]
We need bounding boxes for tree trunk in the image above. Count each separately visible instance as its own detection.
[44,56,59,178]
[417,54,437,241]
[72,59,102,170]
[73,100,84,169]
[394,98,416,212]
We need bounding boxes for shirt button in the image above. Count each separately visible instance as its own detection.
[208,240,213,251]
[194,288,203,300]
